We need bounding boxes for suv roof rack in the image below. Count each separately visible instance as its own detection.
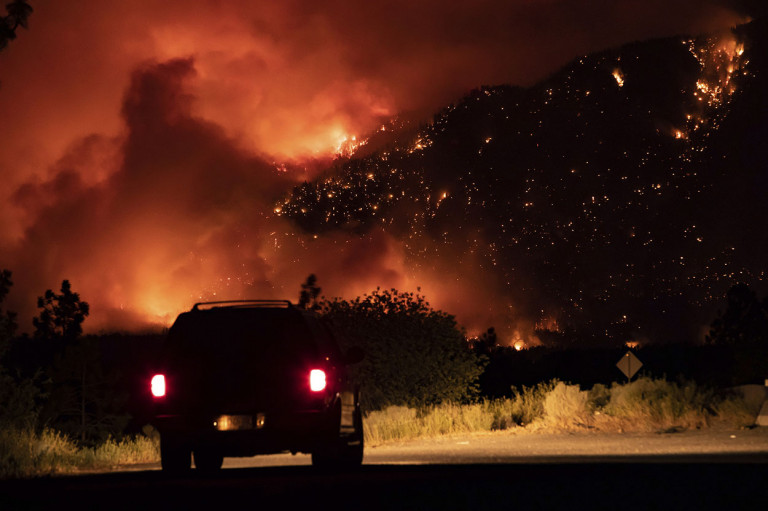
[192,300,294,311]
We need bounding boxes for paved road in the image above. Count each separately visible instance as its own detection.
[113,427,768,470]
[3,429,767,510]
[362,427,768,464]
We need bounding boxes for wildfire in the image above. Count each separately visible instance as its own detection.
[685,34,746,111]
[335,134,369,158]
[612,68,625,88]
[409,136,432,154]
[535,317,561,332]
[678,32,748,162]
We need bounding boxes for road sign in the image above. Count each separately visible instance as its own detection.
[616,351,642,381]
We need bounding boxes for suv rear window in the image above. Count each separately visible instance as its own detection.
[163,308,320,374]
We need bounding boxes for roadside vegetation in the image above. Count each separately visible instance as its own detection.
[0,427,159,478]
[363,377,763,446]
[1,271,766,477]
[0,271,159,478]
[3,377,759,477]
[319,285,486,411]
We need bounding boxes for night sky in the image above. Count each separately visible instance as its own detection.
[0,1,760,339]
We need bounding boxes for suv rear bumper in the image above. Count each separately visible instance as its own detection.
[154,409,336,456]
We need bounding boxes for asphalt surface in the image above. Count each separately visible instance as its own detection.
[2,429,767,510]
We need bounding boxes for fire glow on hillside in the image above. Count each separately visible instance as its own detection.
[275,22,766,346]
[0,1,760,345]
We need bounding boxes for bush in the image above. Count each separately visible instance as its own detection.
[542,382,591,429]
[714,386,765,428]
[587,383,611,410]
[599,377,714,431]
[484,399,517,430]
[322,288,486,410]
[507,381,557,426]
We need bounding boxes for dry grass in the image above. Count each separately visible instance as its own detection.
[363,377,762,444]
[364,403,494,445]
[0,427,159,479]
[0,427,80,478]
[85,434,160,466]
[713,386,766,428]
[541,382,591,429]
[3,378,761,475]
[593,378,713,431]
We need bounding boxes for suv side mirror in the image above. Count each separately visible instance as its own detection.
[344,346,365,365]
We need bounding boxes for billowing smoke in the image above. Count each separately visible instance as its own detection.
[2,58,421,331]
[0,1,745,333]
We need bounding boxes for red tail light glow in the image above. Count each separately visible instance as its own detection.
[309,369,326,392]
[151,374,166,398]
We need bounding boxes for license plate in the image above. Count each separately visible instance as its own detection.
[213,414,265,431]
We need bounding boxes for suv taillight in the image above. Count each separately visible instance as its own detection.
[309,369,326,392]
[151,374,166,398]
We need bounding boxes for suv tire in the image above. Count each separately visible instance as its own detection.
[311,406,364,468]
[160,433,192,473]
[194,447,224,472]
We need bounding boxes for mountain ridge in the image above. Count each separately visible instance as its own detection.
[278,18,768,345]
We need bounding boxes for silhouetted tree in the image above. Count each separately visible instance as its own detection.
[33,280,90,341]
[40,336,128,444]
[0,269,43,429]
[321,288,486,410]
[298,273,322,310]
[706,283,768,383]
[0,269,17,345]
[706,283,768,346]
[0,0,32,52]
[471,327,497,356]
[31,280,124,443]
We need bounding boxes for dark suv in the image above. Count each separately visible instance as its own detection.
[149,300,363,471]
